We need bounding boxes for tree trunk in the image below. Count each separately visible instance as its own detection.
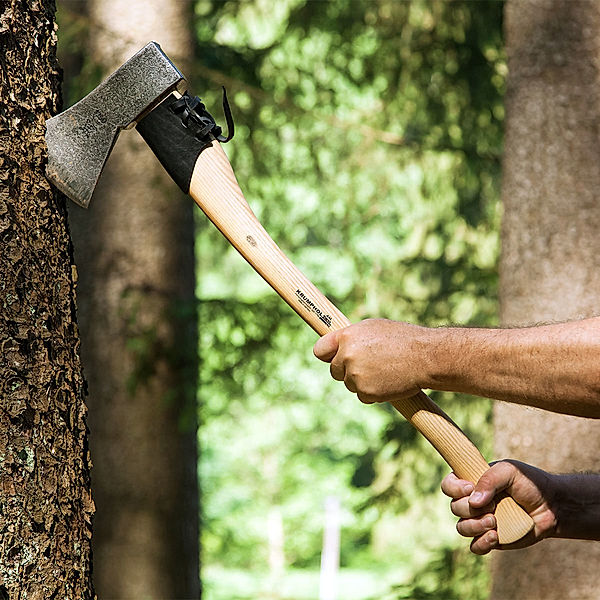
[495,1,600,598]
[0,1,94,598]
[65,1,200,597]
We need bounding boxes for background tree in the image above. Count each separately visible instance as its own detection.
[0,1,93,597]
[60,0,200,597]
[495,1,600,598]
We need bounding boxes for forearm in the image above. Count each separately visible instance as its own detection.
[551,472,600,540]
[425,318,600,418]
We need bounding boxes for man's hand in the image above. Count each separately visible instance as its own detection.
[441,460,558,554]
[313,316,600,417]
[312,319,433,403]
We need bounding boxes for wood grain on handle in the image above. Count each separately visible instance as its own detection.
[190,140,534,545]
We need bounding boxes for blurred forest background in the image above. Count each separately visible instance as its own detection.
[57,1,506,598]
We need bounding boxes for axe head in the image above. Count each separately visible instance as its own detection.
[45,41,185,208]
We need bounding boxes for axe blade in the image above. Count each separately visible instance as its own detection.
[45,41,185,208]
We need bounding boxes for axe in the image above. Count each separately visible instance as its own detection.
[45,42,533,545]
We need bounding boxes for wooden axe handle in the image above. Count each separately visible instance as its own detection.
[190,140,534,545]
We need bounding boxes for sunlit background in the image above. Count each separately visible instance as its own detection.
[59,1,506,598]
[196,3,504,598]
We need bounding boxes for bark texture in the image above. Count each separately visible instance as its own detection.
[65,0,200,597]
[0,1,94,598]
[495,1,600,598]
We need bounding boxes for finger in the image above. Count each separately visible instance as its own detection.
[470,461,517,509]
[456,513,497,538]
[344,374,358,394]
[330,355,345,382]
[441,473,474,499]
[313,331,340,362]
[450,497,495,519]
[357,392,377,405]
[469,530,499,555]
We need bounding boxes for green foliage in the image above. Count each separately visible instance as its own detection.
[55,5,105,108]
[202,547,490,600]
[196,0,504,596]
[383,546,491,600]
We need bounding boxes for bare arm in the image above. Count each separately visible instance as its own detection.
[313,317,600,418]
[431,318,600,417]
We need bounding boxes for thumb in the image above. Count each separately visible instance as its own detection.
[313,331,340,362]
[469,461,516,508]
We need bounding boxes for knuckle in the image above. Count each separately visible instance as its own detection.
[345,366,360,381]
[470,540,490,556]
[343,376,357,394]
[456,520,470,537]
[330,364,344,381]
[357,392,375,404]
[337,328,353,348]
[441,480,455,497]
[440,473,459,496]
[476,471,494,487]
[450,500,462,517]
[353,376,378,398]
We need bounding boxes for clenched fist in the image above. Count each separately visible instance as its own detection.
[312,319,435,403]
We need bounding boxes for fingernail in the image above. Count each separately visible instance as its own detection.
[488,531,499,547]
[470,491,484,504]
[463,483,474,495]
[484,516,496,530]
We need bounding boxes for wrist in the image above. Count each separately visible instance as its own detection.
[420,326,467,393]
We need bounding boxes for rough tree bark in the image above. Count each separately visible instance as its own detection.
[0,1,94,598]
[495,1,600,598]
[64,0,200,597]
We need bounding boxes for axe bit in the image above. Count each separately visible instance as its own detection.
[45,42,534,545]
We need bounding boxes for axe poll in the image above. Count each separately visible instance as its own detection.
[45,42,534,545]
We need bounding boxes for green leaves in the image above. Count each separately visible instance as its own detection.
[196,1,502,593]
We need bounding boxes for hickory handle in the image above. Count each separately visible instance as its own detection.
[189,141,534,545]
